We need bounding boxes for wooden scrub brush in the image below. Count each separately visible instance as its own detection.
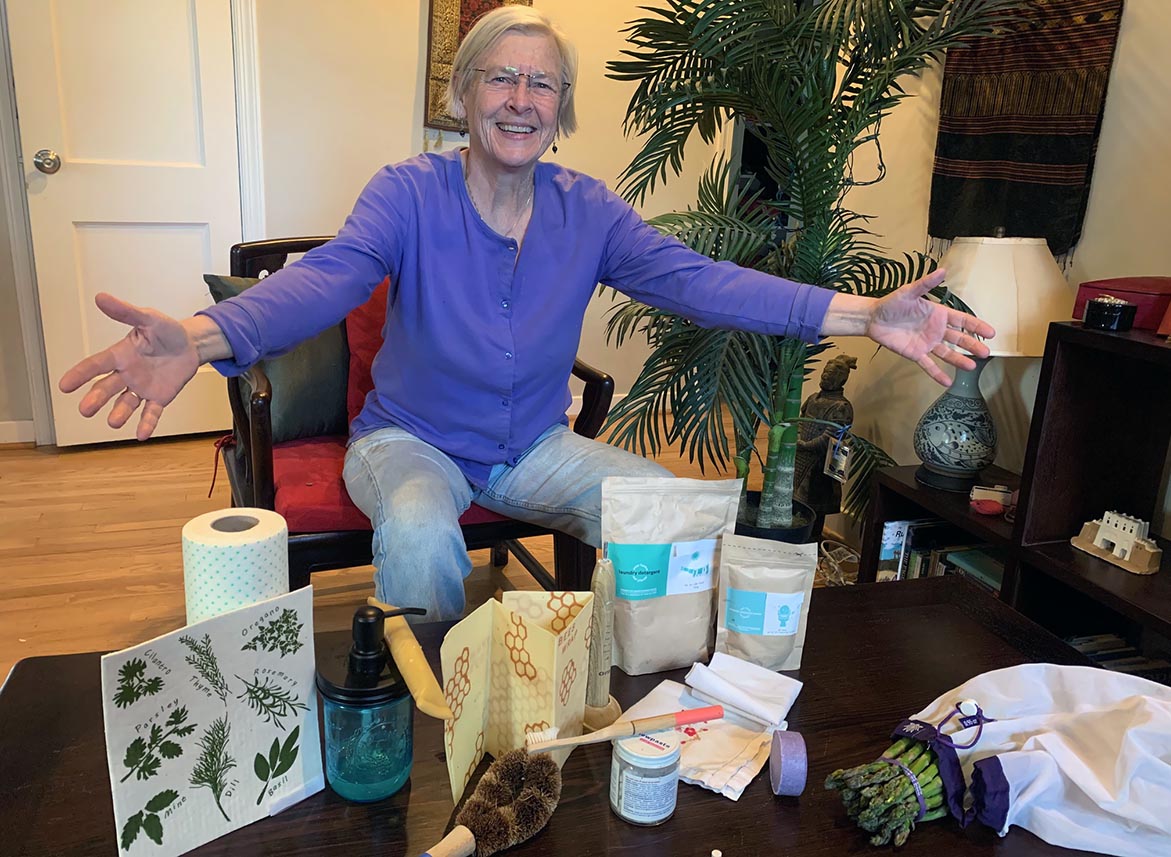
[422,749,561,857]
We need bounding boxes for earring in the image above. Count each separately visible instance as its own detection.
[552,141,559,154]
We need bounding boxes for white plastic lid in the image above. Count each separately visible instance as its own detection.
[614,732,681,768]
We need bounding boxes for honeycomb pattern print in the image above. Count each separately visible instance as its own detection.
[489,655,553,752]
[546,591,586,633]
[444,646,472,756]
[463,730,485,793]
[504,614,537,681]
[558,659,578,706]
[511,594,547,623]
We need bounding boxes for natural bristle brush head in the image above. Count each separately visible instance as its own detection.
[455,749,562,857]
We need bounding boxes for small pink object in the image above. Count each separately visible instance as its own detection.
[970,498,1005,516]
[673,705,724,727]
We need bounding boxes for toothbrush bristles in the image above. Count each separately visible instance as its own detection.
[524,727,560,749]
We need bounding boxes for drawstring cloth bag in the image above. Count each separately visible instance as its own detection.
[889,663,1171,857]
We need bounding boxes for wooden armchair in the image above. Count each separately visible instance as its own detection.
[212,237,613,592]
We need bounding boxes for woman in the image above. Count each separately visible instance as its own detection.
[59,7,992,620]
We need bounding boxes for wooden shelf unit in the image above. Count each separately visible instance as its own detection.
[859,322,1171,670]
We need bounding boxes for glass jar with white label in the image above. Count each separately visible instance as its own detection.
[609,732,681,826]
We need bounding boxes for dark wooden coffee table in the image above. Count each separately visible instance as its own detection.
[1,577,1099,856]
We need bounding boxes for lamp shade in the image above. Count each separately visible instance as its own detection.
[939,237,1074,357]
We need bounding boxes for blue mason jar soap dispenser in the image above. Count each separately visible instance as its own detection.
[316,605,424,802]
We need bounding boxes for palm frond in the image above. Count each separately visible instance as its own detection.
[605,0,1024,511]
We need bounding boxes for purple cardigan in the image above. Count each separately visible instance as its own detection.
[199,150,833,487]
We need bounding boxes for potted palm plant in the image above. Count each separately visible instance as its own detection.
[602,0,1015,534]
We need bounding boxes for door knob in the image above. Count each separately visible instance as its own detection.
[33,149,61,174]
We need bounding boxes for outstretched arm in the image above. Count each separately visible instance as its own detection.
[822,270,994,386]
[58,293,232,440]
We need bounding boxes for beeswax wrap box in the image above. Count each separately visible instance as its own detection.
[440,591,593,802]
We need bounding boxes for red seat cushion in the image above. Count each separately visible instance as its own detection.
[345,278,390,426]
[272,436,511,534]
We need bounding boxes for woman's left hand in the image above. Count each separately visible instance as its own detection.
[865,270,995,386]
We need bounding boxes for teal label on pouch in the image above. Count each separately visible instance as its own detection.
[609,539,717,600]
[609,543,671,600]
[726,588,805,636]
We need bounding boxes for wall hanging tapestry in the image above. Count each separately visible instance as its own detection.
[927,0,1125,256]
[425,0,533,131]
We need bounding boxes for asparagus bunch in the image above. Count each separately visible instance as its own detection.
[825,738,947,847]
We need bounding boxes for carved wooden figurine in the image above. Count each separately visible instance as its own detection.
[795,354,857,540]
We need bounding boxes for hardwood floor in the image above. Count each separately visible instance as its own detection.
[0,431,744,683]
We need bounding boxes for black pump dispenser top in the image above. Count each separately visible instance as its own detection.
[315,605,426,706]
[348,605,390,679]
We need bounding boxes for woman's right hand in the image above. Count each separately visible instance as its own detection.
[58,293,218,440]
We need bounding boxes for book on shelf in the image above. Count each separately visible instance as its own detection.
[940,547,1006,595]
[1065,633,1171,679]
[876,517,985,582]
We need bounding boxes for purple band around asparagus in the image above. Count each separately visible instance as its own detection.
[769,731,808,796]
[878,756,927,821]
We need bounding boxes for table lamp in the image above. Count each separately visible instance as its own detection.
[913,237,1073,491]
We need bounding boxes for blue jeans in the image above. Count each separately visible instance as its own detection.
[342,423,671,620]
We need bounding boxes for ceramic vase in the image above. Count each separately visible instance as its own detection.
[912,357,996,492]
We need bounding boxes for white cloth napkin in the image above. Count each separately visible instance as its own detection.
[618,653,802,801]
[686,652,803,728]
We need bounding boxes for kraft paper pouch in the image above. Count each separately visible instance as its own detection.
[603,477,741,676]
[715,533,817,671]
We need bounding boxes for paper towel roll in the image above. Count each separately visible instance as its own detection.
[182,508,289,624]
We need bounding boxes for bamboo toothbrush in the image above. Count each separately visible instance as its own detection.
[524,705,724,754]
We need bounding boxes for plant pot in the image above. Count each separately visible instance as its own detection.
[735,491,816,544]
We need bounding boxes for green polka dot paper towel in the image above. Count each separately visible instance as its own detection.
[182,508,289,624]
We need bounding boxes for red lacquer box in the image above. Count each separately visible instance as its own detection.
[1074,277,1171,331]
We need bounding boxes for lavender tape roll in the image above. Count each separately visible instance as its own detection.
[769,730,808,796]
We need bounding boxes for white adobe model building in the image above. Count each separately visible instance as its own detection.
[1092,511,1152,561]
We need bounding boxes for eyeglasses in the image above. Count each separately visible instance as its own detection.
[472,66,568,101]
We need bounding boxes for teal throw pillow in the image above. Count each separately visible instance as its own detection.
[203,274,348,443]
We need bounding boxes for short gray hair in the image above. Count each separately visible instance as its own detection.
[445,6,578,137]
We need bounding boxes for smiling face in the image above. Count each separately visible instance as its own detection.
[463,31,563,174]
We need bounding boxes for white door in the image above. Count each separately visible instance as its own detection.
[9,0,241,445]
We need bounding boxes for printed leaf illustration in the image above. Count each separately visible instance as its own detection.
[274,725,301,778]
[254,725,300,805]
[120,813,143,851]
[190,716,237,822]
[142,815,163,846]
[145,790,179,814]
[179,634,230,702]
[241,609,304,656]
[120,791,176,851]
[124,738,147,770]
[113,658,165,708]
[236,673,309,731]
[121,706,196,782]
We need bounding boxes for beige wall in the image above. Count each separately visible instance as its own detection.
[821,0,1171,536]
[253,0,721,390]
[253,0,1168,529]
[0,182,32,424]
